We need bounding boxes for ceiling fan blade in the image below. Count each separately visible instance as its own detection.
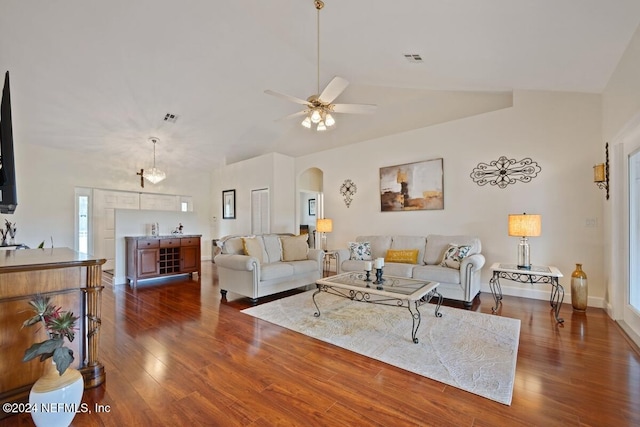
[332,103,377,114]
[264,89,310,106]
[275,110,308,122]
[318,76,349,104]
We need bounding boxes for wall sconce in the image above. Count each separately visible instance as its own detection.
[593,142,609,200]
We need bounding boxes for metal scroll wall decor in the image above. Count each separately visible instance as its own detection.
[470,156,541,189]
[340,179,357,207]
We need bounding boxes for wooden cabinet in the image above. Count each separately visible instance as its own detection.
[126,235,201,287]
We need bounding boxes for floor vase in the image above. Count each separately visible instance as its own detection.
[571,263,588,312]
[29,361,84,427]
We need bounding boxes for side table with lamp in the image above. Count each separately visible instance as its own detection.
[489,214,566,323]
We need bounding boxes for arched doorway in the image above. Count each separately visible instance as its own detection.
[297,167,324,250]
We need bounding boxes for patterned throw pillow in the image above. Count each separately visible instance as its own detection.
[348,241,372,260]
[384,249,419,264]
[439,244,471,269]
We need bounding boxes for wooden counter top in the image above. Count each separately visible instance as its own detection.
[0,247,105,273]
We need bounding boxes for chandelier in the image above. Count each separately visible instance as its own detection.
[144,137,166,184]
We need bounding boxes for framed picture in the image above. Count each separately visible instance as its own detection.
[222,189,236,219]
[308,198,316,216]
[380,158,444,211]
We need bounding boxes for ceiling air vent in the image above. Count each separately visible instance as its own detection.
[164,113,179,123]
[403,54,423,63]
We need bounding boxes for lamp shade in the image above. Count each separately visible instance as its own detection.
[508,214,541,237]
[316,218,333,233]
[594,163,606,182]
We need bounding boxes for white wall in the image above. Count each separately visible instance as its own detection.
[211,152,295,238]
[10,142,212,255]
[296,90,605,305]
[602,21,640,323]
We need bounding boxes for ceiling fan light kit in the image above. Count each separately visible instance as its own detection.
[265,0,376,132]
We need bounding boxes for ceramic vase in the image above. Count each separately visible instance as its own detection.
[571,263,588,312]
[29,361,84,427]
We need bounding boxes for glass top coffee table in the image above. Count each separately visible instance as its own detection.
[314,272,442,343]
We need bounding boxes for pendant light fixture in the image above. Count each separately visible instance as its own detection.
[144,137,166,184]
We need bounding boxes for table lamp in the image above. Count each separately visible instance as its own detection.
[508,213,541,269]
[316,218,333,251]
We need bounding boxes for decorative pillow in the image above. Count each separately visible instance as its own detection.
[439,244,471,269]
[348,241,372,261]
[384,249,419,264]
[280,235,309,261]
[242,237,264,263]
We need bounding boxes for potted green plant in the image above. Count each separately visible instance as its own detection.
[21,295,84,427]
[22,295,78,375]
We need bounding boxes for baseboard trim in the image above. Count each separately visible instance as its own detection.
[617,321,640,352]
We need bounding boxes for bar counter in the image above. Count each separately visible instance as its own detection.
[0,248,106,418]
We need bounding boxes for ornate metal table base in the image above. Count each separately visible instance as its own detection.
[312,284,443,344]
[489,268,564,323]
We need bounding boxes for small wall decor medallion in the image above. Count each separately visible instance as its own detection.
[340,179,357,208]
[470,156,541,188]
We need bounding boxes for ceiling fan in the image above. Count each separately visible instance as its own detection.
[265,0,376,131]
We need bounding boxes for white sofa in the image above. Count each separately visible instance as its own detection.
[336,235,485,308]
[214,234,323,301]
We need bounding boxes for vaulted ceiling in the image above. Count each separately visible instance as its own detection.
[1,0,639,171]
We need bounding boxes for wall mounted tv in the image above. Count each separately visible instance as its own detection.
[0,71,17,214]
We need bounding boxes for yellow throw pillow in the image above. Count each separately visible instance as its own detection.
[384,249,419,264]
[242,237,264,263]
[280,235,309,261]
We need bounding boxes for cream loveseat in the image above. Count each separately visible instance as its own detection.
[214,234,323,301]
[335,235,485,308]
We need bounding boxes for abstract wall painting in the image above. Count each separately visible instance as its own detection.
[380,158,444,212]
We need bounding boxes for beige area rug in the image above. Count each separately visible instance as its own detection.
[242,290,520,405]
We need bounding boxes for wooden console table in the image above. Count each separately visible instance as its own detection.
[125,235,201,287]
[0,248,106,418]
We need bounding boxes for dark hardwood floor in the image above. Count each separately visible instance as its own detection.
[4,262,640,426]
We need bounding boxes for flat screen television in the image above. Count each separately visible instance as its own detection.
[0,71,17,214]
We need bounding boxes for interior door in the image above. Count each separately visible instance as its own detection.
[251,188,270,235]
[93,189,140,270]
[626,148,640,337]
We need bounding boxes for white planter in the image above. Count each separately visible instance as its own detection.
[29,361,84,427]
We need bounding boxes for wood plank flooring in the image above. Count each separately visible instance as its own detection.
[3,262,639,426]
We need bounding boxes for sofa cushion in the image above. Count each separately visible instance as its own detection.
[341,259,368,272]
[425,235,481,265]
[262,234,283,263]
[439,244,471,269]
[348,241,372,260]
[384,249,419,264]
[383,262,414,278]
[242,237,266,263]
[391,236,426,265]
[280,235,309,261]
[260,262,295,281]
[412,265,461,284]
[357,236,392,259]
[287,259,319,275]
